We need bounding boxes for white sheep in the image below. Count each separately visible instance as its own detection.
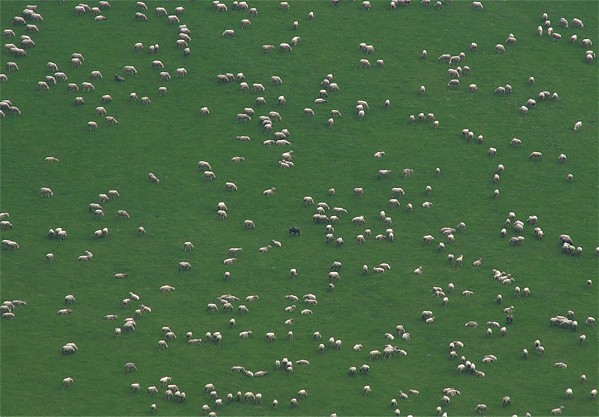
[369,350,381,359]
[0,221,13,230]
[529,151,543,160]
[225,182,238,191]
[359,58,371,68]
[36,187,56,201]
[114,209,129,219]
[124,362,137,372]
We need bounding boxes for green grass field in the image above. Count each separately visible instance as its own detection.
[1,1,597,416]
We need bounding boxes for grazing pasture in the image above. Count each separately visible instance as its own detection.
[1,1,597,416]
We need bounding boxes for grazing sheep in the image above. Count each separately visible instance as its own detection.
[117,210,130,219]
[0,220,13,230]
[124,362,137,372]
[63,377,74,388]
[222,181,238,191]
[40,187,53,197]
[359,59,371,68]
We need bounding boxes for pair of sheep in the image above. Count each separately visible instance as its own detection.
[62,342,78,354]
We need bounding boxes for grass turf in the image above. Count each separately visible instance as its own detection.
[1,1,597,416]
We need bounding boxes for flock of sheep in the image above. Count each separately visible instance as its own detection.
[1,1,597,416]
